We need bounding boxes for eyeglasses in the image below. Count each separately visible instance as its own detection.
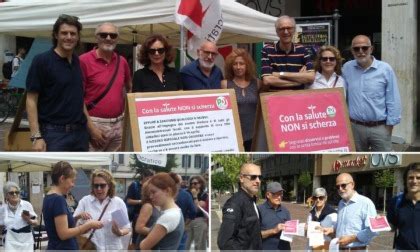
[321,57,336,62]
[59,14,79,22]
[200,50,218,57]
[191,182,199,185]
[8,191,20,196]
[241,174,262,181]
[277,27,295,33]
[352,46,371,52]
[336,183,350,190]
[148,48,166,55]
[312,196,326,201]
[93,183,108,189]
[271,191,284,197]
[97,32,118,40]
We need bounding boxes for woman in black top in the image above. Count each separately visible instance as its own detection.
[132,34,182,92]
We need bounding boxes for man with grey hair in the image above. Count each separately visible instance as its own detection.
[342,35,401,151]
[80,22,132,151]
[180,40,223,90]
[323,173,377,250]
[218,163,262,250]
[258,181,291,250]
[261,15,315,90]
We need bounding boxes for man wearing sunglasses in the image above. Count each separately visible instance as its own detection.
[180,40,223,90]
[342,35,401,151]
[80,22,132,151]
[26,14,89,151]
[258,182,291,250]
[218,163,262,250]
[323,173,377,251]
[261,15,315,91]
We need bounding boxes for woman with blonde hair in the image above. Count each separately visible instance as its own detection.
[308,45,345,92]
[43,161,103,250]
[221,48,260,151]
[1,181,38,251]
[140,172,184,250]
[74,169,130,251]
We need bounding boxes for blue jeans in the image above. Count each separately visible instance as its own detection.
[177,231,188,251]
[41,123,89,151]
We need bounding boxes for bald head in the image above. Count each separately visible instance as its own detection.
[239,163,261,197]
[336,173,355,201]
[240,163,260,174]
[351,35,371,47]
[275,15,296,29]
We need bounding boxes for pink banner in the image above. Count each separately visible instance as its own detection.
[264,89,352,152]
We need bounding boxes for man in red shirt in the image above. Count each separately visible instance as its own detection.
[80,22,132,151]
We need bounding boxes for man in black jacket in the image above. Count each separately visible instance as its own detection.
[217,163,263,250]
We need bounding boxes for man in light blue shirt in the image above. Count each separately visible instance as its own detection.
[342,35,401,151]
[324,173,378,250]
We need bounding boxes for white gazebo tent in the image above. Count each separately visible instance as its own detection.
[0,0,278,46]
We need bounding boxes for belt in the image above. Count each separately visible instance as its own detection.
[339,246,367,251]
[91,114,124,123]
[350,118,386,127]
[41,123,85,132]
[11,225,32,233]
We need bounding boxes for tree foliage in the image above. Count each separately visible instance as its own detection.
[212,171,232,193]
[298,170,312,188]
[211,154,250,191]
[374,169,395,188]
[129,154,177,177]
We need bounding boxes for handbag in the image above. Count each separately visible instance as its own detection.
[86,55,120,110]
[77,198,112,250]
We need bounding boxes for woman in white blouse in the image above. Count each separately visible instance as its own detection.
[308,45,345,94]
[74,169,130,251]
[1,181,38,251]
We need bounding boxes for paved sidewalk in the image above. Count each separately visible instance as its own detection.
[211,198,395,251]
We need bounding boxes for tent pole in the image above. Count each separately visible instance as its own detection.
[180,25,186,68]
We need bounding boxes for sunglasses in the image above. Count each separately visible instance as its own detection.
[241,174,262,181]
[271,191,284,197]
[336,183,350,190]
[352,46,371,52]
[93,183,108,189]
[8,191,20,196]
[277,27,295,33]
[148,48,166,55]
[97,32,118,40]
[313,196,326,201]
[201,50,218,57]
[321,57,336,62]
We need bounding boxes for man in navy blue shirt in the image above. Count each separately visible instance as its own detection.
[258,181,291,250]
[180,41,223,90]
[387,163,420,250]
[26,14,89,151]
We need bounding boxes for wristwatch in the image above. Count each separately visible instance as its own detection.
[30,131,43,144]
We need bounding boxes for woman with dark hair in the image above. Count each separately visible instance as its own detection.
[74,169,130,250]
[139,172,184,250]
[308,45,345,92]
[186,175,208,251]
[221,48,260,151]
[43,161,103,250]
[132,34,182,92]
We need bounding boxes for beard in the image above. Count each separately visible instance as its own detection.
[101,43,116,52]
[199,58,215,69]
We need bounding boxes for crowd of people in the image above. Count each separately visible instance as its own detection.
[18,12,401,152]
[218,162,420,251]
[0,161,209,251]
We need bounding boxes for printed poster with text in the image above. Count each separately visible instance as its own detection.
[135,93,240,152]
[262,88,354,152]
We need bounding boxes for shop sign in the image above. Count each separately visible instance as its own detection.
[370,154,401,168]
[332,155,368,172]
